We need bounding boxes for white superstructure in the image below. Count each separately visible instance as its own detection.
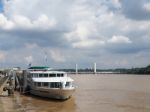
[26,66,75,100]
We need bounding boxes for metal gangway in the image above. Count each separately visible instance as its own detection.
[0,76,9,95]
[0,70,20,96]
[0,69,32,96]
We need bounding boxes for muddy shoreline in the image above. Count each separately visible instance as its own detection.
[0,92,25,112]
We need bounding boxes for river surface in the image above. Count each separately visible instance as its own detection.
[1,74,150,112]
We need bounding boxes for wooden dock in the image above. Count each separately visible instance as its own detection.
[0,69,26,96]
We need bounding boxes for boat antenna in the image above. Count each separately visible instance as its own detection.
[28,63,32,68]
[44,51,48,66]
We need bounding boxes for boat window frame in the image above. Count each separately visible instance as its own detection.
[43,82,49,87]
[49,73,56,77]
[65,82,70,87]
[44,74,48,77]
[39,74,43,77]
[37,82,41,87]
[57,73,64,77]
[33,74,38,77]
[49,82,62,88]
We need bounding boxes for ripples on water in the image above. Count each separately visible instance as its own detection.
[1,74,150,112]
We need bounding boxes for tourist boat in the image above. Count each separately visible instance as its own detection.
[25,66,75,100]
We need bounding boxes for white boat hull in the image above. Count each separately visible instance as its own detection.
[30,87,75,100]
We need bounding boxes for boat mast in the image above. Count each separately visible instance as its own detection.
[44,51,48,66]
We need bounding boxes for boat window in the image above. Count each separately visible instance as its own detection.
[49,82,62,88]
[49,74,56,77]
[50,82,55,88]
[34,74,38,77]
[39,74,43,77]
[44,74,48,77]
[55,82,61,88]
[65,82,70,87]
[37,82,41,87]
[57,73,63,77]
[43,82,48,87]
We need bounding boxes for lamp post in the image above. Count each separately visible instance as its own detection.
[94,63,96,74]
[75,64,78,74]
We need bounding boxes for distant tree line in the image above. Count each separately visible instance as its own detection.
[111,65,150,74]
[117,65,150,74]
[55,65,150,74]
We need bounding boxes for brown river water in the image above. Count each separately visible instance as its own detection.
[1,74,150,112]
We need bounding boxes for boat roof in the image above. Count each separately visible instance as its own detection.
[28,66,52,71]
[32,77,74,82]
[28,66,50,70]
[28,66,66,74]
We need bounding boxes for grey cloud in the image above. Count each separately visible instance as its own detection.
[0,31,23,50]
[18,30,69,48]
[105,38,150,54]
[0,28,70,51]
[120,0,150,20]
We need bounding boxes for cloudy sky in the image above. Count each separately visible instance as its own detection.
[0,0,150,69]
